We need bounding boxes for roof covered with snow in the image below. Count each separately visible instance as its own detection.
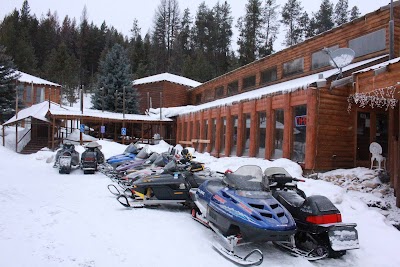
[150,55,387,117]
[133,72,201,88]
[353,57,400,74]
[3,101,68,125]
[17,71,61,87]
[2,101,172,126]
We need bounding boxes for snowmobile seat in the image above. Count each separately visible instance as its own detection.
[275,190,305,208]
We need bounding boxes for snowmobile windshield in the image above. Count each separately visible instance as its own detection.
[153,155,167,167]
[136,149,149,159]
[234,165,263,181]
[224,173,270,198]
[124,143,139,154]
[146,152,159,163]
[163,160,177,172]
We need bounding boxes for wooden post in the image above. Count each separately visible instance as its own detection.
[249,100,257,157]
[225,106,232,156]
[52,116,55,150]
[2,125,5,147]
[283,93,292,159]
[215,107,222,157]
[265,97,273,159]
[305,89,317,170]
[199,111,205,153]
[15,123,18,152]
[207,110,212,153]
[236,102,244,156]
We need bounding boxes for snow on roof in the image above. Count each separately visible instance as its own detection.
[3,101,68,125]
[2,101,172,126]
[16,71,61,87]
[49,106,173,122]
[353,57,400,75]
[151,55,387,117]
[133,72,201,88]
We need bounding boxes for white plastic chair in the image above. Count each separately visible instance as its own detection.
[369,142,386,170]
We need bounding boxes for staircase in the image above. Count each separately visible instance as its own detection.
[20,138,49,154]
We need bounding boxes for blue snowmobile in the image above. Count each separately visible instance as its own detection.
[189,165,297,266]
[106,142,141,166]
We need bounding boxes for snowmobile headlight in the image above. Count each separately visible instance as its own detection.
[236,190,270,199]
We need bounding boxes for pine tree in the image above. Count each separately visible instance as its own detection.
[151,0,181,73]
[350,6,361,21]
[92,44,139,114]
[0,45,21,122]
[259,0,280,57]
[313,0,334,34]
[299,12,316,39]
[281,0,304,47]
[237,0,264,65]
[334,0,349,26]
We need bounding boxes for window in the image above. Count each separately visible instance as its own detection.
[242,75,256,91]
[211,119,217,152]
[215,86,224,98]
[272,109,284,159]
[36,87,45,103]
[24,85,32,102]
[292,105,307,163]
[260,67,277,84]
[242,114,251,156]
[283,58,304,77]
[349,29,386,57]
[17,85,24,102]
[220,118,226,154]
[204,89,214,102]
[311,45,339,70]
[183,122,188,140]
[230,115,238,155]
[195,94,202,104]
[257,112,267,158]
[203,119,209,152]
[227,81,239,95]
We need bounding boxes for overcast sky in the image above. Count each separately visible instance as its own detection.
[0,0,393,51]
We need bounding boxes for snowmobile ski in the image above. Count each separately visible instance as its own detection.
[212,241,263,266]
[117,194,187,208]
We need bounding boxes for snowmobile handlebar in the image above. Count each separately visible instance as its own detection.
[268,174,305,185]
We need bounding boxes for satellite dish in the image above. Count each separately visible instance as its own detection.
[323,47,355,79]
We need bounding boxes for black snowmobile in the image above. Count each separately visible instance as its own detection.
[81,141,105,174]
[53,142,80,174]
[265,167,359,259]
[116,149,218,208]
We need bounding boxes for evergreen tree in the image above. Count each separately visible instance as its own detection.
[259,0,280,57]
[281,0,304,47]
[299,11,316,38]
[0,45,20,122]
[350,6,361,21]
[313,0,334,34]
[92,44,139,114]
[237,0,264,65]
[36,10,60,71]
[334,0,349,26]
[151,0,181,73]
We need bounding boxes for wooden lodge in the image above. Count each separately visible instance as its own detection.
[173,3,400,206]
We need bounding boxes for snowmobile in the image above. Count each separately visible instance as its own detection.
[106,142,141,167]
[80,141,105,174]
[189,165,297,266]
[265,167,359,259]
[53,142,80,174]
[115,148,154,173]
[115,150,216,208]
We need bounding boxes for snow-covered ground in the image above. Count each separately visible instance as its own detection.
[1,135,400,267]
